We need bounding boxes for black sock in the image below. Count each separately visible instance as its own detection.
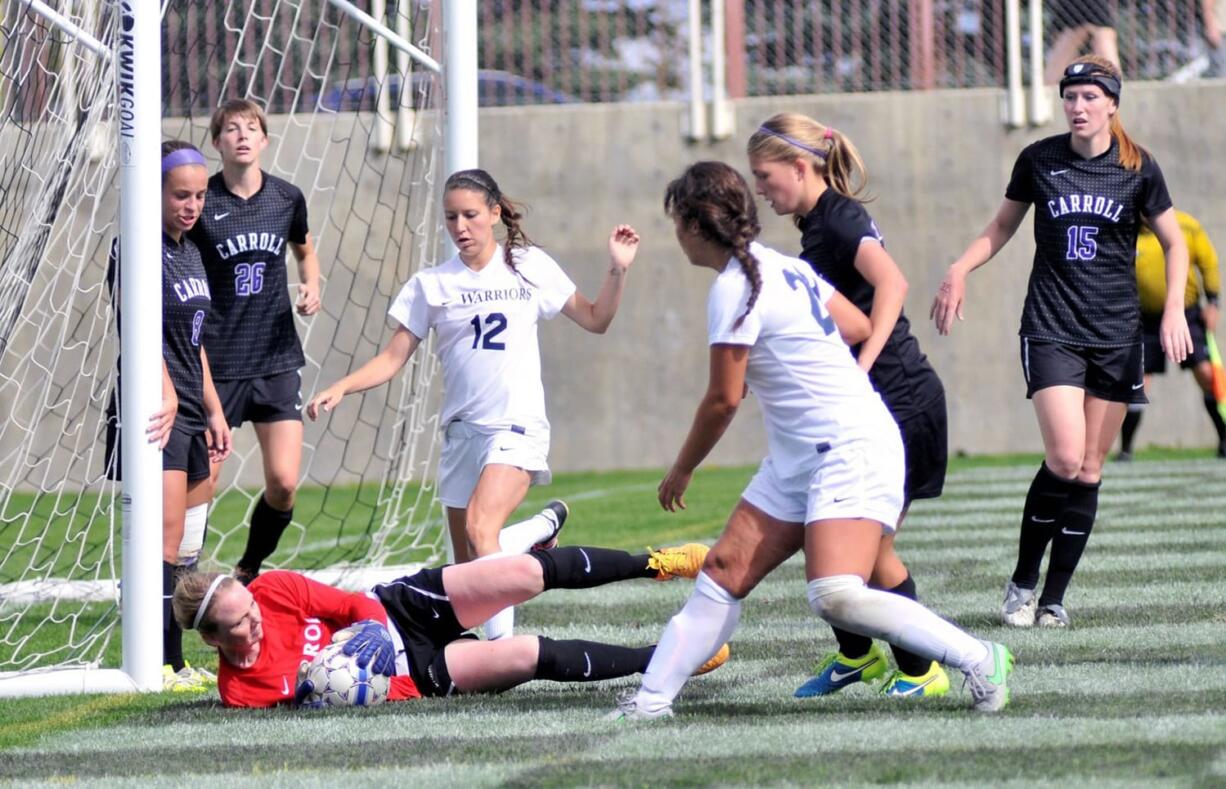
[1120,407,1142,454]
[237,497,292,572]
[1039,478,1099,607]
[533,636,654,682]
[1012,463,1076,589]
[531,546,655,590]
[1203,394,1226,445]
[830,626,872,660]
[162,561,184,672]
[883,574,932,676]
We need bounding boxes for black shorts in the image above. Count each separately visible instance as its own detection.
[105,418,211,483]
[1142,307,1210,374]
[1021,337,1147,404]
[898,391,948,506]
[374,566,478,698]
[215,370,303,429]
[1050,0,1114,30]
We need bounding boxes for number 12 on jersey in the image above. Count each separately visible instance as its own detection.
[470,312,507,350]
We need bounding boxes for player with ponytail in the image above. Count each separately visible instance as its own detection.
[609,161,1014,721]
[932,56,1193,628]
[308,169,640,642]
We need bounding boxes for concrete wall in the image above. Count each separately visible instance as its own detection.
[479,82,1226,472]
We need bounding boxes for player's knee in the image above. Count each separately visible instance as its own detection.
[264,477,297,510]
[700,549,753,598]
[806,574,866,626]
[1045,452,1082,480]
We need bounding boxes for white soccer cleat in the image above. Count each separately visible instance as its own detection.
[1036,603,1070,628]
[605,690,674,722]
[1001,581,1037,627]
[964,641,1015,713]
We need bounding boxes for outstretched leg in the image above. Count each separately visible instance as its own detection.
[443,635,656,693]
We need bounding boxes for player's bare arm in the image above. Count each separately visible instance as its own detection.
[292,233,322,316]
[148,361,178,449]
[826,288,872,346]
[307,327,420,419]
[932,198,1029,335]
[1149,207,1194,362]
[200,348,232,463]
[850,241,907,372]
[658,344,748,512]
[561,224,639,334]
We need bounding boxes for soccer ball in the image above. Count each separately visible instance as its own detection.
[300,641,391,708]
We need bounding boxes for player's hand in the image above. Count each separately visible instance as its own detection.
[658,465,692,512]
[1203,302,1219,332]
[148,390,178,449]
[306,385,344,420]
[334,619,396,676]
[296,281,321,316]
[607,224,640,274]
[205,412,232,463]
[1160,305,1193,363]
[930,267,967,336]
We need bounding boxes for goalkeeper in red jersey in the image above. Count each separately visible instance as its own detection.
[173,525,717,709]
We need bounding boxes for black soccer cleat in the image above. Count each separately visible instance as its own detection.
[532,500,569,551]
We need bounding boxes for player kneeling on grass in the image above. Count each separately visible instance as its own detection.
[172,532,720,708]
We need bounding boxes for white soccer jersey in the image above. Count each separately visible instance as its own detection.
[707,242,895,477]
[389,245,576,434]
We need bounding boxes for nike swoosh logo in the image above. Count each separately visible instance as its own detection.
[579,548,591,574]
[1061,527,1087,535]
[497,446,513,452]
[1132,383,1145,390]
[833,496,851,504]
[281,675,290,695]
[583,652,592,678]
[1031,516,1056,523]
[214,212,231,220]
[1050,169,1069,175]
[893,676,937,696]
[829,657,878,683]
[431,607,440,619]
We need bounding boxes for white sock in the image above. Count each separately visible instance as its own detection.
[806,575,989,671]
[635,571,741,713]
[497,511,556,555]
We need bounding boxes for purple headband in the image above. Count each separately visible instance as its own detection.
[161,147,207,174]
[757,125,833,159]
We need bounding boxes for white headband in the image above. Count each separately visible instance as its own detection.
[192,575,228,630]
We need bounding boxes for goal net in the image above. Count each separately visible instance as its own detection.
[0,0,450,688]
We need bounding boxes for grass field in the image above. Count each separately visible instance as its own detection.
[1,451,1224,786]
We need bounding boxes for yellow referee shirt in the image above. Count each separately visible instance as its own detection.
[1135,210,1220,315]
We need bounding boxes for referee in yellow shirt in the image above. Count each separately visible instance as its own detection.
[1117,210,1224,459]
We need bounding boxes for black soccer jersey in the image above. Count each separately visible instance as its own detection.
[799,190,944,420]
[188,171,309,380]
[109,235,212,434]
[1005,134,1173,347]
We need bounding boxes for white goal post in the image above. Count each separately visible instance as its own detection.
[0,0,477,698]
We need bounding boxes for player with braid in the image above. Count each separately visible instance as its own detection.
[173,542,721,708]
[188,99,322,586]
[308,168,640,641]
[608,162,1013,721]
[1116,209,1224,460]
[106,140,233,690]
[747,112,952,699]
[932,57,1193,628]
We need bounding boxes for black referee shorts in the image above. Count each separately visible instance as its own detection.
[1142,307,1210,375]
[215,370,303,429]
[898,391,948,506]
[1021,337,1147,405]
[105,418,211,483]
[374,566,478,698]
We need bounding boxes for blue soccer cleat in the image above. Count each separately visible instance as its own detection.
[794,641,888,698]
[880,661,951,699]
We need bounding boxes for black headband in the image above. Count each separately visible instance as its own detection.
[1059,62,1121,101]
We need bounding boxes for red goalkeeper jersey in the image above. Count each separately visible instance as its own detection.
[217,570,421,708]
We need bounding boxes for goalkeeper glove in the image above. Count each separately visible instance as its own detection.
[332,619,396,676]
[294,660,323,709]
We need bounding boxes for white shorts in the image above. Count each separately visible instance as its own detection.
[740,433,905,532]
[436,421,552,508]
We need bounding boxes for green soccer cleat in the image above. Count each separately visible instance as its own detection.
[647,543,708,581]
[880,661,951,699]
[794,641,889,698]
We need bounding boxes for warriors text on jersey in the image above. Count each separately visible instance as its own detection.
[108,235,212,433]
[217,571,420,708]
[389,245,576,434]
[188,172,308,380]
[799,190,943,420]
[1005,134,1173,347]
[708,242,896,477]
[1135,210,1219,314]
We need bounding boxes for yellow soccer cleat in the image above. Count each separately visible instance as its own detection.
[693,643,730,676]
[647,543,709,581]
[879,661,951,699]
[162,663,209,693]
